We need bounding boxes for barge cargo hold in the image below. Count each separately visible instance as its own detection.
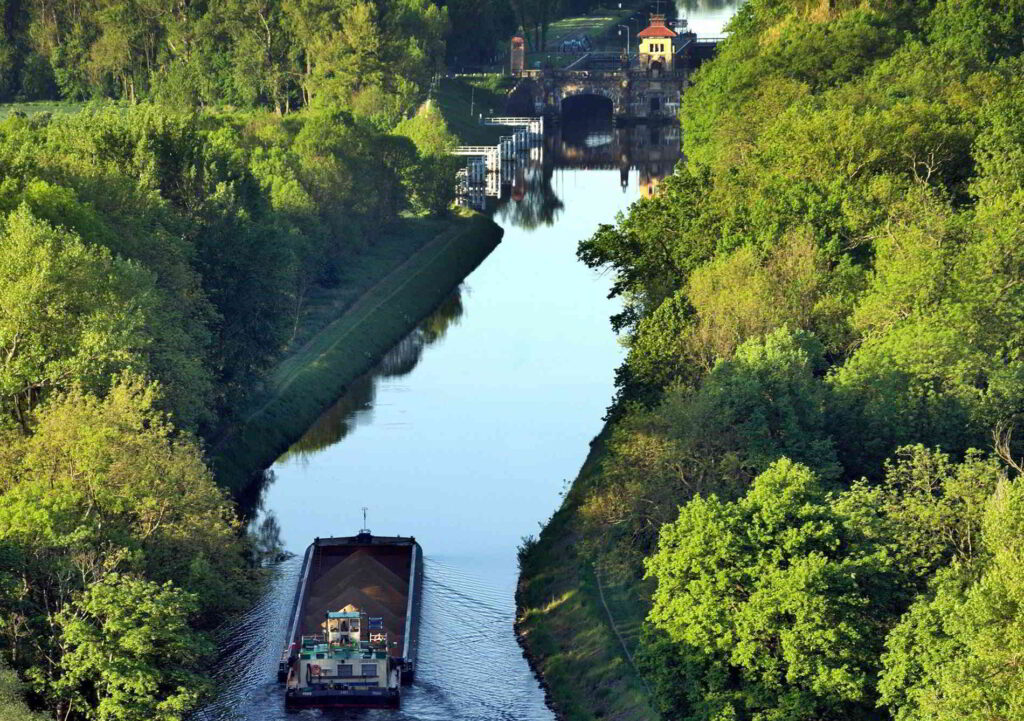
[279,532,423,709]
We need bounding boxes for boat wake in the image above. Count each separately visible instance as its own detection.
[193,555,551,721]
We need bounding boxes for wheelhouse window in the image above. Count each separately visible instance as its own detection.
[338,664,354,677]
[361,664,378,677]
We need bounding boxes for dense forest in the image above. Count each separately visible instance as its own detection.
[521,0,1024,719]
[0,0,613,102]
[0,0,477,717]
[0,0,638,717]
[0,0,449,114]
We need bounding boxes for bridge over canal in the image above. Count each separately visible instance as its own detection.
[510,36,723,121]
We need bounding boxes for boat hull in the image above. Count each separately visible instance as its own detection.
[280,533,422,709]
[285,687,400,709]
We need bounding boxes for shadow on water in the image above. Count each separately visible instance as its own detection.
[235,289,465,523]
[283,289,464,462]
[494,164,565,230]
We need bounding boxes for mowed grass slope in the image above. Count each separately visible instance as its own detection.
[0,101,85,118]
[543,13,621,49]
[517,430,660,721]
[435,75,517,145]
[211,210,503,491]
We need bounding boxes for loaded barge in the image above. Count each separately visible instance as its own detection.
[278,532,423,709]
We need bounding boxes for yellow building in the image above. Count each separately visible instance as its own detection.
[636,14,678,71]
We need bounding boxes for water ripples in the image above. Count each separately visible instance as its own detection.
[194,556,552,721]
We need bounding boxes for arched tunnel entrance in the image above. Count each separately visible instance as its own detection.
[561,94,614,124]
[560,94,614,149]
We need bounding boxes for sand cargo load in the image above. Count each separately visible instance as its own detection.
[278,532,423,709]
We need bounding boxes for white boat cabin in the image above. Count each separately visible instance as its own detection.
[289,605,400,691]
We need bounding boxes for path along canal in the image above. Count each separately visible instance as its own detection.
[196,6,742,719]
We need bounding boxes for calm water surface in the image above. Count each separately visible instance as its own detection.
[678,0,744,36]
[198,6,742,719]
[198,166,641,721]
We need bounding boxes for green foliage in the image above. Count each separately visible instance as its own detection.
[926,0,1024,65]
[642,449,1010,721]
[0,205,152,429]
[679,327,839,481]
[685,231,861,366]
[544,2,1024,720]
[879,476,1024,721]
[394,102,460,216]
[643,459,887,721]
[0,0,452,114]
[0,662,46,721]
[55,574,211,721]
[0,378,249,718]
[581,327,838,569]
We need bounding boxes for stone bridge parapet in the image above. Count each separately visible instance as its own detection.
[517,68,689,120]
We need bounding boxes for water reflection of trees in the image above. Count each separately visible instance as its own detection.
[277,288,465,462]
[495,165,565,230]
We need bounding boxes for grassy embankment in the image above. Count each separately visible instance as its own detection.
[210,210,502,492]
[517,429,659,721]
[0,101,85,118]
[526,5,638,69]
[435,75,517,144]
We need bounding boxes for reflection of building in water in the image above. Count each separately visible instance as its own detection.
[488,120,682,228]
[554,122,682,198]
[456,110,682,216]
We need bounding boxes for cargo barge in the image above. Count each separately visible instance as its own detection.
[278,532,423,709]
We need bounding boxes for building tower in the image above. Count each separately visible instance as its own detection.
[636,14,678,72]
[510,36,526,74]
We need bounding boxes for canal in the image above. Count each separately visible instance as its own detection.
[197,5,742,719]
[200,161,645,721]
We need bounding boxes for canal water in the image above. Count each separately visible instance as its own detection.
[677,0,744,38]
[197,6,742,720]
[200,164,644,721]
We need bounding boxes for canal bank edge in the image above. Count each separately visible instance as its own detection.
[516,426,660,721]
[211,210,503,493]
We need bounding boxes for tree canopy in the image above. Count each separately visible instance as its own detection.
[557,2,1024,720]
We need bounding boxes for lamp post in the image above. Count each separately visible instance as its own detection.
[617,24,631,59]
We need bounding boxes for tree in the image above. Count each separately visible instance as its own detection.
[0,205,152,430]
[0,376,248,687]
[675,326,840,483]
[217,0,296,112]
[0,661,47,721]
[54,574,211,721]
[879,476,1024,721]
[579,166,718,334]
[685,229,861,367]
[394,101,460,216]
[642,459,890,721]
[640,446,1010,721]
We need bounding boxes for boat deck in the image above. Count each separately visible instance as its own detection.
[299,539,412,659]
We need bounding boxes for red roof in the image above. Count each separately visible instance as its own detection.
[637,24,677,38]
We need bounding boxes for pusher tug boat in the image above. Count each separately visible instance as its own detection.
[279,528,422,709]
